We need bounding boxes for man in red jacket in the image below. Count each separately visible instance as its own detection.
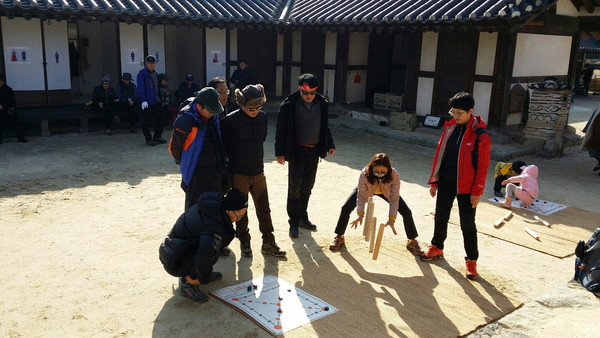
[420,92,491,280]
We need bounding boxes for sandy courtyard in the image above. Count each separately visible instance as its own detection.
[1,113,599,337]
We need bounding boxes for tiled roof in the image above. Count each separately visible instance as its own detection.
[0,0,558,26]
[289,0,557,25]
[580,32,600,52]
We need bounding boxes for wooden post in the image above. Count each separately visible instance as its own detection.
[364,197,374,240]
[369,217,377,253]
[524,227,540,240]
[372,223,386,260]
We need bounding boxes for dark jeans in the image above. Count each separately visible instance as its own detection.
[287,144,319,223]
[0,109,26,142]
[182,171,223,211]
[231,172,275,243]
[94,104,116,130]
[142,103,164,141]
[431,176,479,261]
[493,175,509,193]
[335,187,418,239]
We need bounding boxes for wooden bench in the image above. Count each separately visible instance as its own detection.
[19,106,104,136]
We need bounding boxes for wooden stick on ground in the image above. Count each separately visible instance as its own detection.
[364,197,374,240]
[524,226,540,240]
[372,223,386,260]
[534,215,551,227]
[368,217,377,253]
[503,211,513,221]
[493,218,504,229]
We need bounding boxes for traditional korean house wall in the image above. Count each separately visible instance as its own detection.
[416,32,437,117]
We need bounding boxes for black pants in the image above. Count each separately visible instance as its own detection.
[334,187,418,239]
[231,173,275,243]
[182,171,223,211]
[142,103,164,141]
[431,176,479,261]
[0,109,26,142]
[95,105,116,130]
[493,175,509,193]
[286,144,319,223]
[116,101,138,129]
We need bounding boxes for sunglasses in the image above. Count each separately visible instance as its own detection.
[301,90,316,96]
[248,106,263,112]
[102,82,110,85]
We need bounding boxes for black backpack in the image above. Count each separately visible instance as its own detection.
[574,227,600,297]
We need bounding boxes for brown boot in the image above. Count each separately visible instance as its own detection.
[329,235,345,251]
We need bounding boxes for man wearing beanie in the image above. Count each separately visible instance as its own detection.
[159,189,247,302]
[221,84,286,258]
[275,73,335,238]
[169,87,227,211]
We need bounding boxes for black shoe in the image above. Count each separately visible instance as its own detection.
[146,140,157,146]
[289,226,300,238]
[494,191,503,198]
[18,138,28,143]
[179,278,209,303]
[210,272,223,282]
[240,241,252,257]
[298,218,317,231]
[261,241,287,257]
[153,137,167,144]
[129,127,137,133]
[219,247,231,256]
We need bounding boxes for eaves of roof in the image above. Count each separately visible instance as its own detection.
[0,0,559,30]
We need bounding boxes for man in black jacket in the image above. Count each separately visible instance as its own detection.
[159,189,247,302]
[221,84,286,258]
[275,73,335,238]
[0,74,27,144]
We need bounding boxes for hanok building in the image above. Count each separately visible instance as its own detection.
[0,0,599,132]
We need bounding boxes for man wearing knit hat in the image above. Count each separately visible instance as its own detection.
[221,84,286,257]
[159,189,247,302]
[169,87,227,211]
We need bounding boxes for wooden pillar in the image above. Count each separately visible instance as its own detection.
[401,32,422,113]
[489,31,517,131]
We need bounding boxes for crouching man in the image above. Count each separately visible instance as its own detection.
[159,189,248,302]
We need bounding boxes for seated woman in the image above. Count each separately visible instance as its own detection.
[329,153,422,255]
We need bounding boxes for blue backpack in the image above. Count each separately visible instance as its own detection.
[574,227,600,297]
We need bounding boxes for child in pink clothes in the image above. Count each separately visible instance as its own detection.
[501,164,539,208]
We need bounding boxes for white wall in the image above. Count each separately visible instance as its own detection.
[44,20,71,90]
[147,25,166,75]
[513,33,572,76]
[2,17,45,90]
[416,77,434,116]
[556,0,579,16]
[420,32,438,72]
[346,32,369,103]
[292,31,301,63]
[473,81,492,122]
[205,28,226,83]
[119,23,143,79]
[325,32,337,65]
[476,32,497,76]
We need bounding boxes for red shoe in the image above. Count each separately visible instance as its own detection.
[465,259,478,280]
[419,245,443,261]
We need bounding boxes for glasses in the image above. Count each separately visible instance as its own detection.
[248,106,263,112]
[102,82,110,85]
[233,210,244,222]
[301,90,316,96]
[449,109,467,117]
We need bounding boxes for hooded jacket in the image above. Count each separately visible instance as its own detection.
[274,90,335,160]
[505,164,539,202]
[168,99,226,186]
[428,115,491,196]
[158,192,235,284]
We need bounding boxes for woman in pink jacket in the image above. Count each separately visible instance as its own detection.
[501,164,539,209]
[329,153,422,255]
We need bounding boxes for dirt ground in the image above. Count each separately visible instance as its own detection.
[1,99,599,337]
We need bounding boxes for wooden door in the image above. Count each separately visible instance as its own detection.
[431,30,479,115]
[237,30,277,98]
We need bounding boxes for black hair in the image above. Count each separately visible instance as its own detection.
[449,92,475,111]
[298,73,319,88]
[512,161,526,174]
[208,76,226,88]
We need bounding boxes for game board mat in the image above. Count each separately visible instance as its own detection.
[273,245,521,337]
[450,202,599,258]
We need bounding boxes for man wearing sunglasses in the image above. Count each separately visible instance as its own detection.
[221,84,286,258]
[275,73,335,238]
